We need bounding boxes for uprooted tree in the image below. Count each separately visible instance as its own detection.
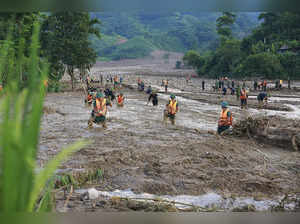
[233,116,300,151]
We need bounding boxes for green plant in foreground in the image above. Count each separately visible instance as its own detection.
[0,20,89,212]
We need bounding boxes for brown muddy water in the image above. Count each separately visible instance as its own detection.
[39,77,300,212]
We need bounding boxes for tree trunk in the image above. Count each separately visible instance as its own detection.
[67,66,75,91]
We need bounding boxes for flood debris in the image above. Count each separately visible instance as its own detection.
[233,115,300,151]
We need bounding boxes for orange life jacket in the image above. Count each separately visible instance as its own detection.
[87,94,93,102]
[263,80,267,86]
[240,90,247,99]
[219,109,232,126]
[118,95,124,104]
[95,98,107,116]
[168,100,177,115]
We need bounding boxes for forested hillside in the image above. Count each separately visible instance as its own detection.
[183,12,300,79]
[90,12,259,60]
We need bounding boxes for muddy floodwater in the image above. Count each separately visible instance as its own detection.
[39,74,300,212]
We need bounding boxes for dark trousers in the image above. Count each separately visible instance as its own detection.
[218,125,230,134]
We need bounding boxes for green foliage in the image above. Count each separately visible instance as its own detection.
[91,12,259,60]
[279,52,300,79]
[183,50,205,69]
[0,20,89,212]
[216,12,236,39]
[101,36,156,60]
[237,52,284,78]
[41,12,101,89]
[184,12,300,79]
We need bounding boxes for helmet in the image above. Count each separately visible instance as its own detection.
[96,92,104,98]
[221,101,228,108]
[170,94,176,99]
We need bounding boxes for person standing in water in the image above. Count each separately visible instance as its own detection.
[148,91,158,106]
[217,101,233,135]
[164,94,179,125]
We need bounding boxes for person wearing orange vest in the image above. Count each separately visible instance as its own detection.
[117,93,125,107]
[240,87,248,109]
[164,94,179,125]
[114,76,118,88]
[85,91,94,106]
[88,92,109,129]
[163,79,168,93]
[263,80,267,91]
[217,102,233,134]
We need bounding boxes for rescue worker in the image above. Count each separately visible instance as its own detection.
[279,79,283,89]
[85,91,94,106]
[0,83,3,95]
[140,81,145,91]
[217,102,233,135]
[254,80,258,91]
[257,92,268,108]
[164,79,168,93]
[230,87,235,95]
[104,87,116,102]
[113,76,118,88]
[164,94,179,125]
[146,85,152,94]
[86,74,91,90]
[263,80,267,91]
[222,86,227,95]
[88,92,108,129]
[117,93,125,107]
[240,87,248,109]
[148,91,158,106]
[202,80,205,91]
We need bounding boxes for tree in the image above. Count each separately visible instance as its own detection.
[216,12,236,39]
[41,12,100,90]
[238,52,283,78]
[279,52,300,79]
[183,50,204,69]
[0,13,46,89]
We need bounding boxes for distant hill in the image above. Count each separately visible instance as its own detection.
[90,12,259,61]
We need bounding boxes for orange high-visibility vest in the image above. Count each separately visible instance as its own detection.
[240,90,247,99]
[169,100,177,115]
[87,94,93,102]
[118,95,124,104]
[263,80,267,86]
[95,98,107,116]
[219,109,232,126]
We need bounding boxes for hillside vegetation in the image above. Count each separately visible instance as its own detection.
[91,12,259,60]
[183,12,300,79]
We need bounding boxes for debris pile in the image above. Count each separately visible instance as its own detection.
[233,116,300,151]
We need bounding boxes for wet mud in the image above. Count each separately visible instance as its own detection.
[39,74,300,212]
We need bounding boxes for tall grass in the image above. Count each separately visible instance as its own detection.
[0,20,88,212]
